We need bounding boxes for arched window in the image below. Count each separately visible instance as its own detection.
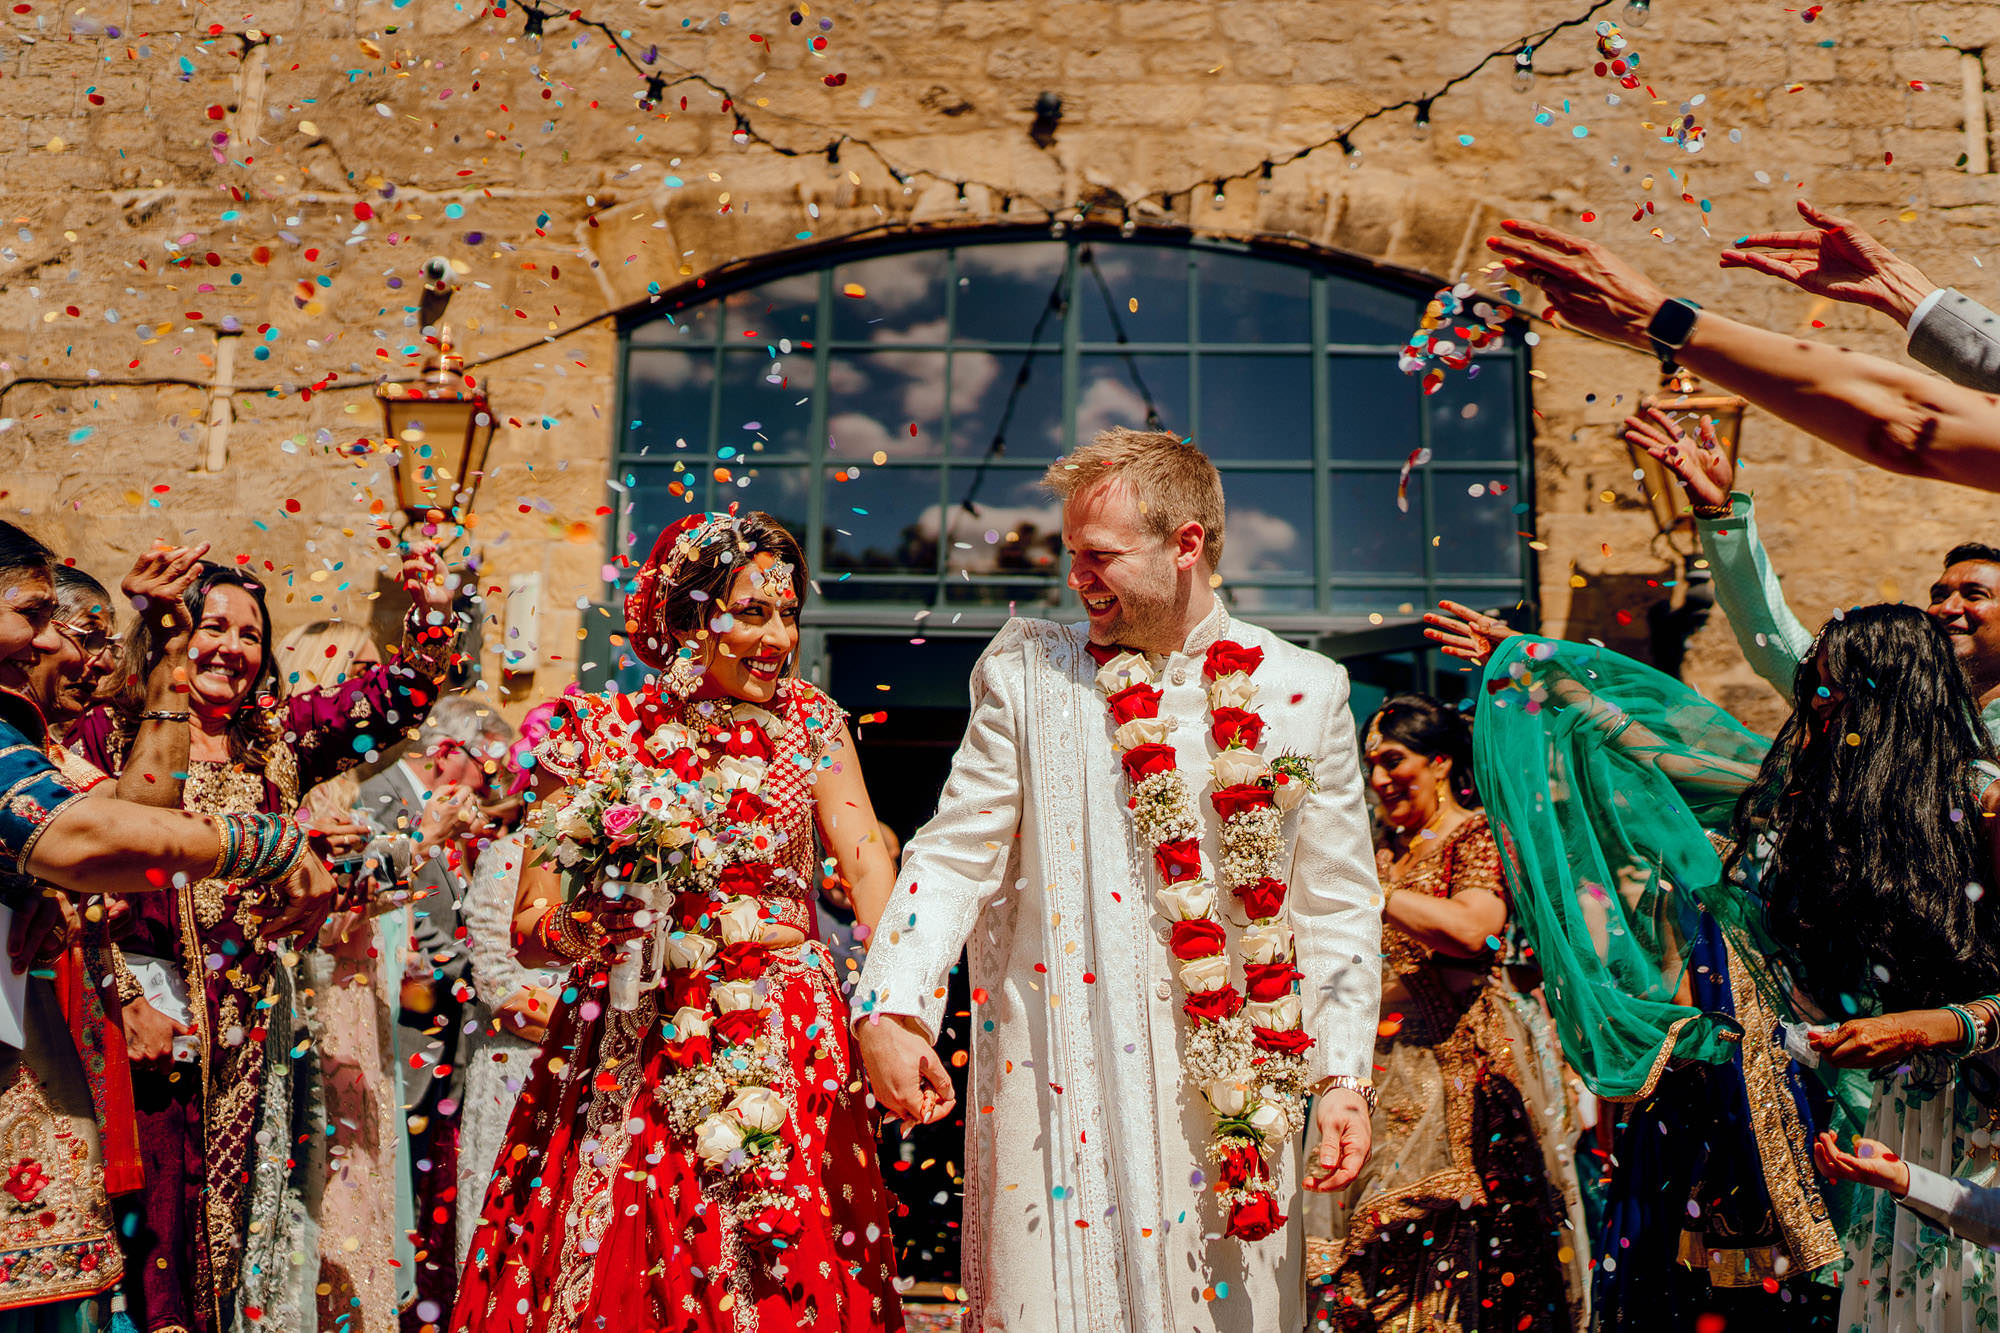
[599,229,1532,707]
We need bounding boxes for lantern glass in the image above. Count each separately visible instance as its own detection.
[376,386,494,520]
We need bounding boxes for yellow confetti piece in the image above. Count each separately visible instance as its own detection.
[299,121,318,136]
[841,282,866,299]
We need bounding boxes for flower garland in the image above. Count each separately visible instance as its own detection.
[1095,638,1318,1242]
[534,690,805,1247]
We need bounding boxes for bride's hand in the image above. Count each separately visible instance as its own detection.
[565,886,653,948]
[1421,599,1519,667]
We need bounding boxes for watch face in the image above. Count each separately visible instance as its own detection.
[1650,298,1699,348]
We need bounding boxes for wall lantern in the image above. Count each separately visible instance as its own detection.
[375,257,495,531]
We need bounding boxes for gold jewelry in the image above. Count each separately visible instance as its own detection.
[1690,497,1733,520]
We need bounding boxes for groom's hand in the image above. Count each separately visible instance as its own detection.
[855,1012,957,1125]
[1304,1089,1372,1192]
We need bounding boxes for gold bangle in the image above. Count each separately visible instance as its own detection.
[1690,498,1733,520]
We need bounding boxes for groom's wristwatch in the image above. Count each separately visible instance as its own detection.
[1647,297,1702,372]
[1317,1074,1378,1113]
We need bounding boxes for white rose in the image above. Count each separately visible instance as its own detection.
[710,980,761,1013]
[716,896,766,945]
[1178,954,1231,993]
[1094,651,1157,695]
[1207,671,1257,710]
[1210,748,1270,790]
[727,1085,789,1134]
[1239,920,1294,965]
[707,755,768,792]
[654,820,695,850]
[1202,1076,1250,1117]
[693,1112,747,1166]
[669,1006,711,1040]
[646,722,698,757]
[1113,716,1172,751]
[663,931,717,972]
[1245,1100,1287,1136]
[732,704,783,738]
[1271,771,1309,813]
[1244,995,1303,1030]
[1155,881,1216,922]
[554,802,594,840]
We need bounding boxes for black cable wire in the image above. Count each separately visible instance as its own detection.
[1078,245,1164,431]
[954,261,1070,516]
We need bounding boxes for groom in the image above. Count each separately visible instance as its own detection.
[855,428,1382,1332]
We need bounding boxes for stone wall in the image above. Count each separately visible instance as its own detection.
[3,0,1997,728]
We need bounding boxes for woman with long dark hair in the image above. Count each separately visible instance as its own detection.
[1426,598,2000,1331]
[451,509,907,1333]
[69,549,457,1333]
[1306,693,1585,1331]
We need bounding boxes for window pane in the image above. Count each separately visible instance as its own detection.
[831,251,947,343]
[826,351,945,460]
[1430,479,1524,578]
[618,471,702,558]
[823,465,940,575]
[1078,244,1189,344]
[723,273,819,345]
[1426,355,1519,462]
[944,470,1063,578]
[1326,356,1422,462]
[1077,355,1188,443]
[1222,585,1316,612]
[623,349,715,454]
[1218,469,1314,580]
[952,352,1063,458]
[818,578,937,605]
[944,579,1065,609]
[1199,252,1309,344]
[1326,273,1422,345]
[1197,356,1311,461]
[1330,586,1428,619]
[628,298,717,347]
[718,352,816,458]
[726,465,812,544]
[1330,470,1422,575]
[955,243,1067,344]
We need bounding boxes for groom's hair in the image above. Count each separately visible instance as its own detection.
[1042,427,1225,571]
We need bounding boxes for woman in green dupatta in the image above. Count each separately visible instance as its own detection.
[1425,599,2000,1333]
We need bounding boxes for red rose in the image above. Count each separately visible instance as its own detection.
[722,787,770,826]
[1233,876,1289,921]
[716,941,770,981]
[718,863,775,897]
[664,1035,712,1069]
[671,895,715,934]
[1209,707,1265,751]
[740,1163,788,1195]
[721,722,776,762]
[1243,962,1300,1003]
[1168,917,1228,960]
[712,1007,766,1048]
[663,747,705,783]
[1210,783,1275,821]
[1121,743,1178,784]
[743,1201,805,1247]
[1225,1192,1286,1241]
[1204,640,1265,682]
[1182,985,1243,1023]
[1251,1026,1316,1057]
[1216,1143,1269,1189]
[1153,838,1202,884]
[664,973,710,1014]
[1107,684,1163,725]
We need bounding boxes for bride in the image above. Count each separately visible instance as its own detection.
[450,510,907,1333]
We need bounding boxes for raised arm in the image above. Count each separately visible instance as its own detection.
[114,542,204,807]
[1492,218,2000,494]
[810,715,898,938]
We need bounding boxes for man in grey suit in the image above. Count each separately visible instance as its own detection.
[353,691,515,1328]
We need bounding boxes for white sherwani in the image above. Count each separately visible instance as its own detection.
[856,607,1382,1333]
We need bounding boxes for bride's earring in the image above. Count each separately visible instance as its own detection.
[665,643,706,699]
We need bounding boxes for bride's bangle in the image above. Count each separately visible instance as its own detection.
[534,903,604,962]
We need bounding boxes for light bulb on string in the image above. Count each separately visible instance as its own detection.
[1624,0,1652,26]
[1257,161,1274,195]
[1413,99,1433,141]
[1514,46,1535,91]
[1211,179,1227,209]
[1338,134,1361,170]
[1120,210,1137,238]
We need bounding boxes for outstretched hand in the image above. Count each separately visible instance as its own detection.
[855,1012,956,1127]
[1813,1131,1910,1197]
[1486,219,1668,352]
[1719,199,1937,327]
[1421,599,1519,668]
[122,542,209,643]
[1622,406,1734,511]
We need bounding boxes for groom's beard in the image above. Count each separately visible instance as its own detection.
[1088,586,1179,651]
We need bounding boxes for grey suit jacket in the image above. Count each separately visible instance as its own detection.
[355,763,469,994]
[1907,287,2000,393]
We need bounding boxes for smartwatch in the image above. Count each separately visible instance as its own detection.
[1647,297,1702,372]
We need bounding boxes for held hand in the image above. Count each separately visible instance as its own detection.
[304,816,371,865]
[8,890,77,974]
[120,993,194,1071]
[1813,1131,1911,1197]
[493,985,556,1045]
[399,541,457,619]
[1807,1009,1964,1068]
[1421,599,1520,667]
[254,855,338,942]
[568,887,653,949]
[122,542,210,643]
[1304,1089,1372,1193]
[855,1013,956,1126]
[1719,199,1937,326]
[1622,407,1735,510]
[1487,219,1669,352]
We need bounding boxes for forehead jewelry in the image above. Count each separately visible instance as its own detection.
[760,558,798,600]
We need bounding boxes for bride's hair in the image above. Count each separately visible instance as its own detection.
[636,511,808,667]
[1727,602,2000,1015]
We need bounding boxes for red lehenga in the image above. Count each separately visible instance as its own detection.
[450,678,905,1333]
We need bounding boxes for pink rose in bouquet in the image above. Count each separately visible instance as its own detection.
[601,802,644,847]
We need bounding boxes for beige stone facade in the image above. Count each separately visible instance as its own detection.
[3,0,1997,729]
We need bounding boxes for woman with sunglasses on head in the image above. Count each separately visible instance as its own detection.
[68,546,458,1333]
[451,510,908,1333]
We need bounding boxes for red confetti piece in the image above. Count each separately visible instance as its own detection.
[353,202,372,220]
